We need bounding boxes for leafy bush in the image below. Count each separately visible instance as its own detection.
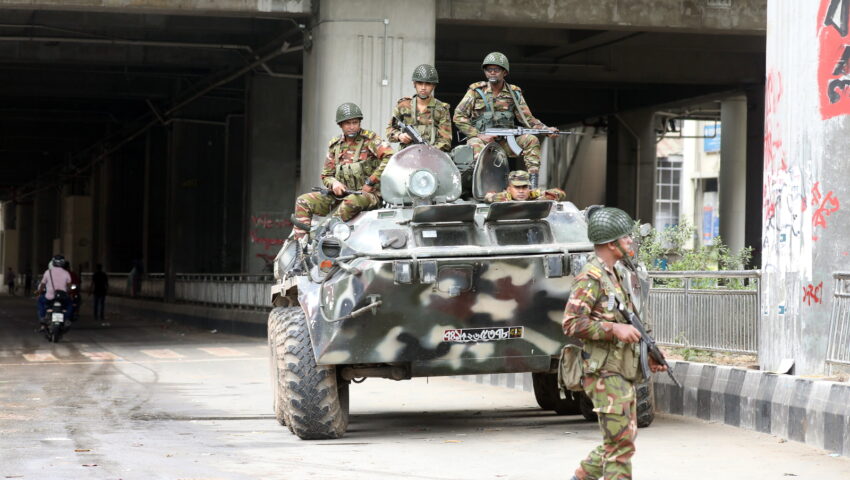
[635,221,754,289]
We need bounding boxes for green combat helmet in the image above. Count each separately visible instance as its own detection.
[411,64,439,83]
[586,206,633,244]
[482,51,510,72]
[335,102,363,124]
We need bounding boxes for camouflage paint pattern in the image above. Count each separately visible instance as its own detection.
[321,129,394,190]
[484,188,566,203]
[385,96,452,152]
[575,373,637,480]
[273,199,594,377]
[453,81,546,173]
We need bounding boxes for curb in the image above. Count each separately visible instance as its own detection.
[457,361,850,458]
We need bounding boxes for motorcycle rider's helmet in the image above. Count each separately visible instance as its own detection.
[50,254,66,267]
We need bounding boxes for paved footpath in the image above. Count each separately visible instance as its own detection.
[1,296,848,480]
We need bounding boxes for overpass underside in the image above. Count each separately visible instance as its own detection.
[0,0,766,277]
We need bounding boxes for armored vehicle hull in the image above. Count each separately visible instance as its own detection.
[267,144,655,439]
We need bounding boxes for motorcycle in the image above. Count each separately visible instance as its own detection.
[42,293,72,343]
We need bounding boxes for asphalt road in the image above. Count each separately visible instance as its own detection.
[1,295,848,480]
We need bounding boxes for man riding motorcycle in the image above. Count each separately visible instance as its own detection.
[36,255,73,330]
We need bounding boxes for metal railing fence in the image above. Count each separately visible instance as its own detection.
[174,274,273,309]
[647,270,760,354]
[827,272,850,366]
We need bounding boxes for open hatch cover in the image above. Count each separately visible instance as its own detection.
[484,200,553,222]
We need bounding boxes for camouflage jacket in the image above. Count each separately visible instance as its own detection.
[321,129,395,191]
[452,81,545,138]
[562,256,632,342]
[385,96,452,152]
[483,188,566,203]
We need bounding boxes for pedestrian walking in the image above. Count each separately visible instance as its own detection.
[6,267,15,295]
[91,264,108,322]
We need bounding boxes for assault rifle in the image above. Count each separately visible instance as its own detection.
[482,127,574,155]
[616,304,681,388]
[312,186,362,198]
[394,117,425,145]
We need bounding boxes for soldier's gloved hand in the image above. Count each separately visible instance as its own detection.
[546,126,559,139]
[477,133,496,143]
[362,184,374,194]
[609,323,641,343]
[398,133,412,144]
[332,181,347,196]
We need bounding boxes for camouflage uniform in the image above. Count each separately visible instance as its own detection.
[484,188,566,203]
[294,129,394,229]
[452,81,548,173]
[386,96,452,152]
[563,256,642,480]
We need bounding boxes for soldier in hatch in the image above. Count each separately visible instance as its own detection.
[385,64,452,153]
[452,51,558,188]
[562,206,667,480]
[291,102,394,238]
[483,170,566,203]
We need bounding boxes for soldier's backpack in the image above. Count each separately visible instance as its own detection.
[558,343,584,392]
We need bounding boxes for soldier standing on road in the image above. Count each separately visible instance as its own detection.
[292,102,394,238]
[562,206,667,480]
[483,170,566,203]
[385,64,452,153]
[452,51,558,188]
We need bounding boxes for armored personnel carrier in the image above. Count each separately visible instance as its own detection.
[267,143,655,439]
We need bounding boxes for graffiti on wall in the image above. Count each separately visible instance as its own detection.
[819,0,850,118]
[810,181,841,240]
[249,213,292,269]
[803,281,825,306]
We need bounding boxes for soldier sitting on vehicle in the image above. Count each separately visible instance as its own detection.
[292,102,394,239]
[385,64,452,153]
[452,51,558,188]
[484,170,566,203]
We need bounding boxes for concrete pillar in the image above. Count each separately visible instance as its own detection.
[745,85,765,267]
[16,201,33,277]
[32,189,58,268]
[143,127,168,273]
[761,1,850,374]
[244,75,298,274]
[299,0,437,195]
[719,95,747,254]
[606,111,656,223]
[60,195,92,272]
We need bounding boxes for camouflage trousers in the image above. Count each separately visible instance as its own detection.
[574,373,637,480]
[293,191,380,233]
[467,133,540,173]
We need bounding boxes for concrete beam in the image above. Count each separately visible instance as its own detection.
[437,0,766,34]
[0,0,310,17]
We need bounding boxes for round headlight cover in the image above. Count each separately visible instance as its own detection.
[277,240,298,276]
[408,169,438,198]
[331,222,351,241]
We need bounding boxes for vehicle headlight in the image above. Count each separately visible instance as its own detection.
[408,169,438,198]
[276,240,298,277]
[331,222,351,241]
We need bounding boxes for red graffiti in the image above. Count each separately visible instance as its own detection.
[810,181,840,240]
[251,215,291,229]
[763,70,786,224]
[819,0,850,119]
[803,281,825,305]
[250,230,285,250]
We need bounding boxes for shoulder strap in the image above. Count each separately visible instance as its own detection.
[506,83,530,127]
[475,88,494,115]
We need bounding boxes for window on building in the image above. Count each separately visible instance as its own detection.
[655,155,682,230]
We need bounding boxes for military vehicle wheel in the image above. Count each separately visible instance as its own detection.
[578,391,597,422]
[531,373,580,415]
[268,307,291,426]
[280,307,349,439]
[635,379,655,428]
